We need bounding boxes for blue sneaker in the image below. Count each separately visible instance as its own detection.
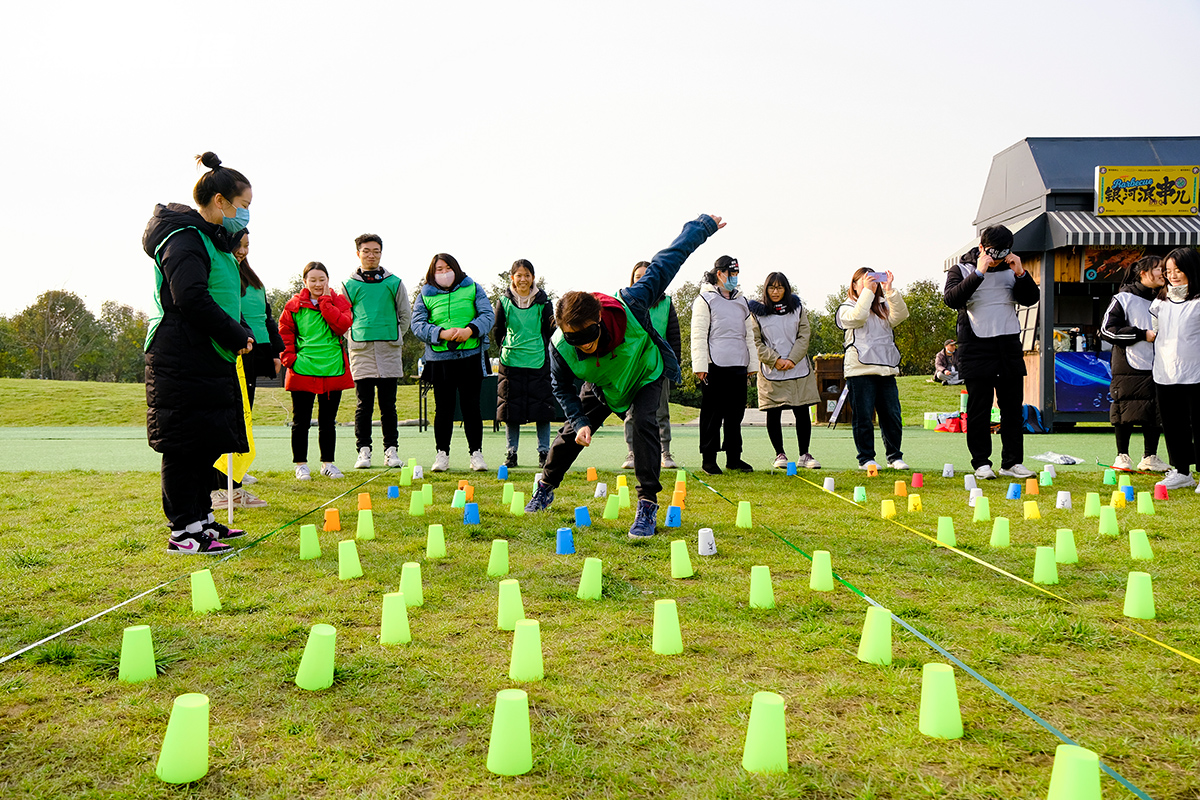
[628,498,659,540]
[525,480,555,513]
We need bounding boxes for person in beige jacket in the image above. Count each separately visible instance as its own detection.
[836,268,910,471]
[750,272,820,470]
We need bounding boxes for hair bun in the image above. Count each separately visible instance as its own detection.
[196,151,223,170]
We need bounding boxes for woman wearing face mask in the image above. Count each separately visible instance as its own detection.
[837,268,909,471]
[412,253,496,472]
[749,272,820,470]
[691,255,759,475]
[623,261,681,470]
[1151,247,1200,491]
[278,262,354,480]
[1098,255,1169,474]
[493,259,555,469]
[142,151,255,554]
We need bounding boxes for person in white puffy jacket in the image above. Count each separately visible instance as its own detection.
[1151,247,1200,491]
[836,268,909,471]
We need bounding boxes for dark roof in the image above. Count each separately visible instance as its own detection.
[975,137,1200,228]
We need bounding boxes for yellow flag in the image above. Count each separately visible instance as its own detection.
[214,355,256,480]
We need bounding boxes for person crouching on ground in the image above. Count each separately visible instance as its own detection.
[934,340,962,385]
[524,214,725,539]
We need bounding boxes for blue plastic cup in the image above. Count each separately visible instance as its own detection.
[1122,485,1136,502]
[555,528,575,554]
[664,505,682,527]
[1006,482,1022,500]
[497,466,508,480]
[786,462,797,476]
[574,506,591,527]
[463,502,481,525]
[387,485,400,499]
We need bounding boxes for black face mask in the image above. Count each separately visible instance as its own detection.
[564,323,601,347]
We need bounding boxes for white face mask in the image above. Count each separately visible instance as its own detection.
[1168,283,1189,301]
[435,271,455,288]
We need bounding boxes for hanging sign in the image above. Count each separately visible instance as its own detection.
[1094,166,1199,216]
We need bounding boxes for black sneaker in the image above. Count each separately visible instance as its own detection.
[701,460,723,475]
[726,458,754,473]
[168,529,231,554]
[504,450,518,468]
[628,499,659,540]
[538,450,548,468]
[203,520,246,540]
[525,480,555,512]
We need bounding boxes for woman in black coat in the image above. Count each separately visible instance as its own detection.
[143,152,254,554]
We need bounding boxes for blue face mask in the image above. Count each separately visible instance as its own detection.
[221,205,250,234]
[723,274,738,292]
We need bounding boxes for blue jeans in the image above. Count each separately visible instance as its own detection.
[846,375,903,465]
[505,421,551,454]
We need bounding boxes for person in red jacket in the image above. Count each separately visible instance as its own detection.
[279,262,355,479]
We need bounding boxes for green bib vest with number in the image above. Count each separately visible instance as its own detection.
[648,295,672,336]
[242,284,270,346]
[146,226,241,362]
[551,299,663,414]
[344,274,402,341]
[427,283,480,351]
[292,304,346,377]
[499,295,546,369]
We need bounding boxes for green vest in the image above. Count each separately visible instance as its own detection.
[426,283,480,352]
[551,299,663,414]
[291,304,345,377]
[499,295,546,369]
[146,226,241,362]
[344,274,402,342]
[648,295,672,336]
[242,284,270,346]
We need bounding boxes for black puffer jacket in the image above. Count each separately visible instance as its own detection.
[943,248,1040,381]
[142,203,250,453]
[493,288,557,423]
[1099,282,1157,426]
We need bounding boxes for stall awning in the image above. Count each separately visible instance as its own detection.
[1047,211,1200,248]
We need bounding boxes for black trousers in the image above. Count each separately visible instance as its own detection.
[291,390,342,463]
[542,378,665,503]
[766,405,812,456]
[1156,382,1200,473]
[354,377,399,451]
[429,359,483,454]
[163,448,223,530]
[964,373,1024,469]
[699,363,748,461]
[1114,422,1161,458]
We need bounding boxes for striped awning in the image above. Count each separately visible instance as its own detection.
[1047,211,1200,247]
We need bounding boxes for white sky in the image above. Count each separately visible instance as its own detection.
[3,0,1198,318]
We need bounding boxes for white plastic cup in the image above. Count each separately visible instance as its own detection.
[594,482,608,499]
[942,463,954,478]
[1056,490,1072,509]
[698,528,717,556]
[968,487,983,507]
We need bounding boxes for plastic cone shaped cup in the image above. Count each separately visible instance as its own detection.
[357,492,371,510]
[458,479,469,490]
[665,505,682,527]
[508,619,544,681]
[880,499,897,519]
[670,539,694,579]
[497,579,525,630]
[1033,546,1059,585]
[1129,529,1154,560]
[912,472,923,488]
[295,623,336,691]
[1152,483,1168,501]
[497,465,508,481]
[323,508,340,531]
[1122,485,1135,502]
[1098,506,1119,535]
[964,474,977,491]
[652,599,683,655]
[943,463,954,477]
[463,502,481,524]
[810,550,834,591]
[853,486,867,502]
[595,482,608,499]
[698,528,717,556]
[190,569,221,614]
[1024,500,1041,520]
[676,469,687,483]
[451,489,466,508]
[412,466,423,480]
[556,528,575,554]
[502,482,514,506]
[674,480,687,494]
[1055,529,1078,564]
[1110,490,1126,509]
[356,509,375,540]
[823,477,836,492]
[486,688,533,776]
[1123,571,1155,619]
[465,485,475,502]
[380,591,411,644]
[422,483,433,506]
[1116,474,1131,490]
[603,494,620,519]
[918,663,963,739]
[399,466,412,486]
[856,605,892,665]
[867,463,878,477]
[1026,478,1039,496]
[575,506,592,527]
[487,539,510,577]
[907,494,922,513]
[426,524,446,559]
[1039,471,1054,486]
[972,496,991,522]
[408,491,425,516]
[1139,491,1157,513]
[1056,490,1072,509]
[741,691,788,773]
[1083,492,1101,517]
[1006,482,1021,500]
[787,462,797,475]
[749,565,775,609]
[617,474,628,488]
[586,467,598,481]
[400,562,423,606]
[671,490,686,509]
[510,492,526,516]
[617,485,631,509]
[387,485,399,499]
[407,457,417,468]
[338,539,364,580]
[1046,744,1101,800]
[736,501,753,528]
[894,480,907,497]
[577,557,603,600]
[936,516,956,547]
[299,524,321,560]
[1103,468,1117,485]
[1043,464,1057,477]
[118,625,157,683]
[990,517,1011,548]
[155,692,210,783]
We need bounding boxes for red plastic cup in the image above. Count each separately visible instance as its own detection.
[912,473,924,488]
[1153,484,1168,501]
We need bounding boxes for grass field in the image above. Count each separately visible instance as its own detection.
[0,379,1195,799]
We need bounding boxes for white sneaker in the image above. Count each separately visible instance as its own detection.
[320,463,344,479]
[888,459,910,471]
[295,464,311,481]
[241,473,258,485]
[384,446,402,468]
[974,465,997,480]
[859,460,879,471]
[355,447,372,469]
[1112,453,1134,471]
[661,452,679,469]
[214,488,267,508]
[621,454,636,469]
[1156,468,1196,490]
[470,450,488,472]
[772,453,789,469]
[999,464,1036,479]
[797,453,822,469]
[1138,454,1171,472]
[432,451,450,472]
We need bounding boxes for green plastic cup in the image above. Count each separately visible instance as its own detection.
[603,494,620,520]
[1033,546,1059,585]
[380,591,411,644]
[497,579,525,630]
[1103,468,1117,485]
[295,623,335,691]
[190,569,221,614]
[155,692,209,783]
[1123,571,1155,619]
[809,550,834,592]
[298,523,321,560]
[510,491,526,515]
[856,605,892,665]
[422,483,433,506]
[971,496,991,522]
[918,663,963,739]
[652,599,683,655]
[1046,743,1101,800]
[451,489,466,508]
[676,469,686,484]
[426,524,446,559]
[1137,491,1155,515]
[989,517,1010,548]
[1083,492,1101,518]
[118,625,157,683]
[487,539,510,577]
[1118,472,1132,487]
[670,539,694,579]
[399,466,412,486]
[617,484,631,509]
[736,501,752,528]
[338,539,363,580]
[936,516,956,547]
[355,509,375,540]
[502,482,514,506]
[741,691,788,773]
[508,619,544,681]
[577,557,602,600]
[400,562,423,606]
[1129,529,1154,560]
[408,491,425,516]
[486,689,533,775]
[749,565,775,609]
[1098,506,1119,536]
[1055,529,1078,564]
[853,486,867,503]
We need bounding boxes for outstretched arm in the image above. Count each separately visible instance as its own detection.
[623,215,724,311]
